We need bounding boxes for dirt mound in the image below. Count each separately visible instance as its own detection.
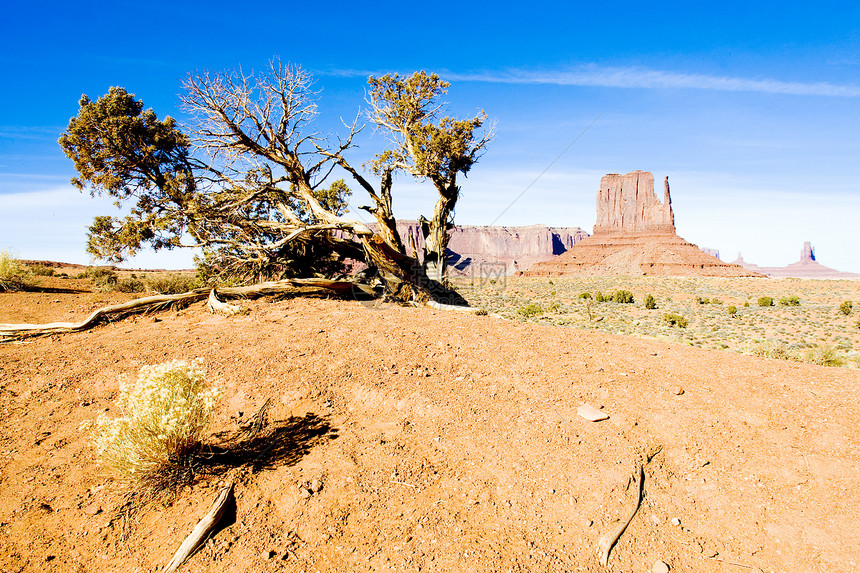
[1,284,858,572]
[526,232,762,277]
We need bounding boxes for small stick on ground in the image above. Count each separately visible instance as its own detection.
[162,481,233,573]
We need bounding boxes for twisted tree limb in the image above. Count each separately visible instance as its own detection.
[162,482,233,573]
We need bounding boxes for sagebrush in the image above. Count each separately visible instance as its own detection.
[0,251,32,292]
[89,359,223,498]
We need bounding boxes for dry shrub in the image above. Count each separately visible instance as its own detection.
[145,273,200,294]
[0,251,32,291]
[89,359,222,498]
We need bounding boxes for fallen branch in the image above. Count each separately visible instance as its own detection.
[162,481,233,573]
[206,289,245,315]
[0,278,359,341]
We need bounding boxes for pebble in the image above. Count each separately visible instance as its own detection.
[299,488,312,499]
[652,560,670,573]
[583,518,593,528]
[674,387,685,395]
[577,404,609,422]
[310,478,323,493]
[671,517,681,526]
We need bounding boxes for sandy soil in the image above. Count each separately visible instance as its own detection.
[1,279,859,572]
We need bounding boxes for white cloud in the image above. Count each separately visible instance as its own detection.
[325,65,860,98]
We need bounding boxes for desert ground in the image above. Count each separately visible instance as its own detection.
[1,271,859,572]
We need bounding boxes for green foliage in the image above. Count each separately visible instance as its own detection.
[644,293,657,309]
[663,313,688,328]
[727,305,738,316]
[86,359,222,497]
[517,303,543,317]
[473,308,488,316]
[115,278,146,293]
[595,291,605,302]
[578,292,592,300]
[59,87,193,263]
[611,290,635,304]
[76,266,118,290]
[744,301,750,307]
[547,301,562,313]
[711,298,723,305]
[840,300,853,315]
[695,295,709,304]
[145,273,200,294]
[0,251,32,292]
[29,264,55,276]
[757,296,774,307]
[779,296,801,307]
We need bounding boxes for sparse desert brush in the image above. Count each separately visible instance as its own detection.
[711,297,723,305]
[517,303,543,317]
[840,300,853,315]
[0,250,33,292]
[28,264,55,276]
[751,342,793,361]
[115,277,146,293]
[611,290,634,304]
[663,313,688,328]
[146,273,200,294]
[87,359,223,498]
[644,294,657,309]
[695,296,710,304]
[757,296,774,307]
[727,305,738,316]
[595,291,605,302]
[802,345,844,367]
[473,308,488,316]
[547,301,563,313]
[779,296,801,307]
[578,292,592,300]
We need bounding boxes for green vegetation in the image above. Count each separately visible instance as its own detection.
[611,290,635,304]
[663,313,688,328]
[28,264,55,276]
[595,291,605,302]
[644,293,657,310]
[779,296,801,306]
[758,296,774,307]
[145,273,200,294]
[473,308,488,316]
[115,278,146,293]
[727,305,738,317]
[517,303,544,317]
[547,301,563,313]
[578,292,592,300]
[840,300,853,315]
[0,251,32,292]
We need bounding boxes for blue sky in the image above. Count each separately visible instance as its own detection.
[1,1,859,272]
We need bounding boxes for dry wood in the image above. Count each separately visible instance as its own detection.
[206,289,244,315]
[0,278,358,341]
[162,482,233,573]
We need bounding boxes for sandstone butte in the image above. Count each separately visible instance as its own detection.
[526,170,764,277]
[733,241,860,279]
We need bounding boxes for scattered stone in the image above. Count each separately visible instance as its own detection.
[577,404,609,422]
[265,550,276,559]
[583,518,593,528]
[310,478,323,493]
[83,503,102,516]
[671,517,681,526]
[674,387,685,395]
[652,559,670,573]
[299,488,312,499]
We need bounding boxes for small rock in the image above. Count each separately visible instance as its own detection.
[652,560,670,573]
[671,517,681,526]
[265,550,276,559]
[583,518,593,528]
[152,317,161,323]
[577,404,609,422]
[310,478,323,493]
[674,387,685,395]
[299,488,312,499]
[651,515,660,525]
[83,503,102,516]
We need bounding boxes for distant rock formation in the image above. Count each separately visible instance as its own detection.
[526,171,763,278]
[732,243,860,279]
[701,247,720,259]
[594,171,675,234]
[363,221,589,276]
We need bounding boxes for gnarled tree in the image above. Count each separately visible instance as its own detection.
[59,60,490,304]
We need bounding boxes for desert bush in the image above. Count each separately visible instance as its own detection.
[802,345,844,367]
[0,251,32,291]
[695,296,710,305]
[29,264,55,276]
[779,296,801,307]
[644,294,657,310]
[88,359,223,497]
[711,297,723,305]
[757,296,774,307]
[611,290,635,304]
[578,292,592,300]
[744,301,750,307]
[663,313,688,328]
[517,303,543,317]
[115,278,146,293]
[547,301,562,313]
[751,342,793,360]
[146,273,200,294]
[840,300,853,315]
[727,305,738,317]
[473,308,488,316]
[595,291,605,302]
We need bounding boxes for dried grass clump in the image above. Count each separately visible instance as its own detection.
[90,359,223,497]
[0,250,32,291]
[146,273,200,294]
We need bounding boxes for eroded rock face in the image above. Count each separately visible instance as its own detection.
[733,242,860,279]
[593,171,675,235]
[800,241,816,262]
[526,171,763,278]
